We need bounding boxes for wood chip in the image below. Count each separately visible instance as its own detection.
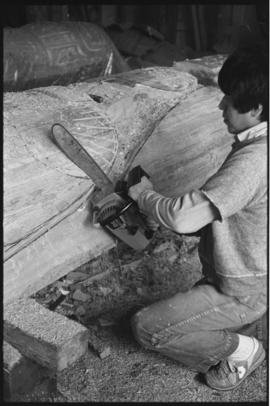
[153,241,173,254]
[76,306,86,316]
[98,286,112,296]
[99,346,111,359]
[67,271,90,282]
[72,289,90,302]
[98,318,116,327]
[168,253,178,264]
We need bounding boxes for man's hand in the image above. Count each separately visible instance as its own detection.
[128,176,154,202]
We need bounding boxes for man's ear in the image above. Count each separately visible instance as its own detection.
[250,104,263,119]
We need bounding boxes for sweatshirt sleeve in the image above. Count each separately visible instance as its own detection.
[137,138,266,233]
[137,189,219,234]
[201,138,267,220]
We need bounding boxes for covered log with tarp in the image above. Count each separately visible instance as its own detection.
[4,21,129,92]
[4,59,233,304]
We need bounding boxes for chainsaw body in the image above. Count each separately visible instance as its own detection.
[93,165,154,250]
[94,192,153,250]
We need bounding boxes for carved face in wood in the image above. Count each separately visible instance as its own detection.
[219,95,263,134]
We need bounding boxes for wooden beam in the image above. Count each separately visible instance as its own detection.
[4,298,89,371]
[198,6,207,51]
[191,5,201,52]
[165,5,178,44]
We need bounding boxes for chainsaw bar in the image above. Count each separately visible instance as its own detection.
[51,123,115,199]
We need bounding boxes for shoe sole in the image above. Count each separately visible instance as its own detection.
[207,346,266,391]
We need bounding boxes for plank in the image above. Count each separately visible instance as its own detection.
[4,297,89,371]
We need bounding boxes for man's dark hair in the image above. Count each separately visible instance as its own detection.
[218,46,269,121]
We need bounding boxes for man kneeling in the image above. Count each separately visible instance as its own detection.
[128,46,268,391]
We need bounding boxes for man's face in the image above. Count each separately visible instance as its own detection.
[219,95,260,134]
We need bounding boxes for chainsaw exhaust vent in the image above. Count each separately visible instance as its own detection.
[97,204,121,225]
[95,194,134,228]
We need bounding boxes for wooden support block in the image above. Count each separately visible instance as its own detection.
[3,341,52,399]
[4,298,89,371]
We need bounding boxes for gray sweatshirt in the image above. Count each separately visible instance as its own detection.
[138,122,267,297]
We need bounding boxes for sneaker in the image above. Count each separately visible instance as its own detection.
[205,340,265,391]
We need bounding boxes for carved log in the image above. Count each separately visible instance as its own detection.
[132,86,233,195]
[4,67,197,303]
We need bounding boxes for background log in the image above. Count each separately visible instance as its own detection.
[173,53,227,86]
[3,21,129,92]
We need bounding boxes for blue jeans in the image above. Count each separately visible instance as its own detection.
[131,280,267,373]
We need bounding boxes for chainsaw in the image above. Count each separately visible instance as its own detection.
[51,123,155,250]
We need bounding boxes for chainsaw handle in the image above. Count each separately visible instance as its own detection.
[127,166,150,189]
[114,166,150,195]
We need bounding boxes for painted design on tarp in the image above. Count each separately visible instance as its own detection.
[4,23,115,90]
[39,31,86,67]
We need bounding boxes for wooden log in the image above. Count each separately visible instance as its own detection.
[173,54,227,86]
[4,341,51,398]
[4,209,115,304]
[132,85,234,196]
[4,67,197,303]
[4,21,129,92]
[4,297,89,371]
